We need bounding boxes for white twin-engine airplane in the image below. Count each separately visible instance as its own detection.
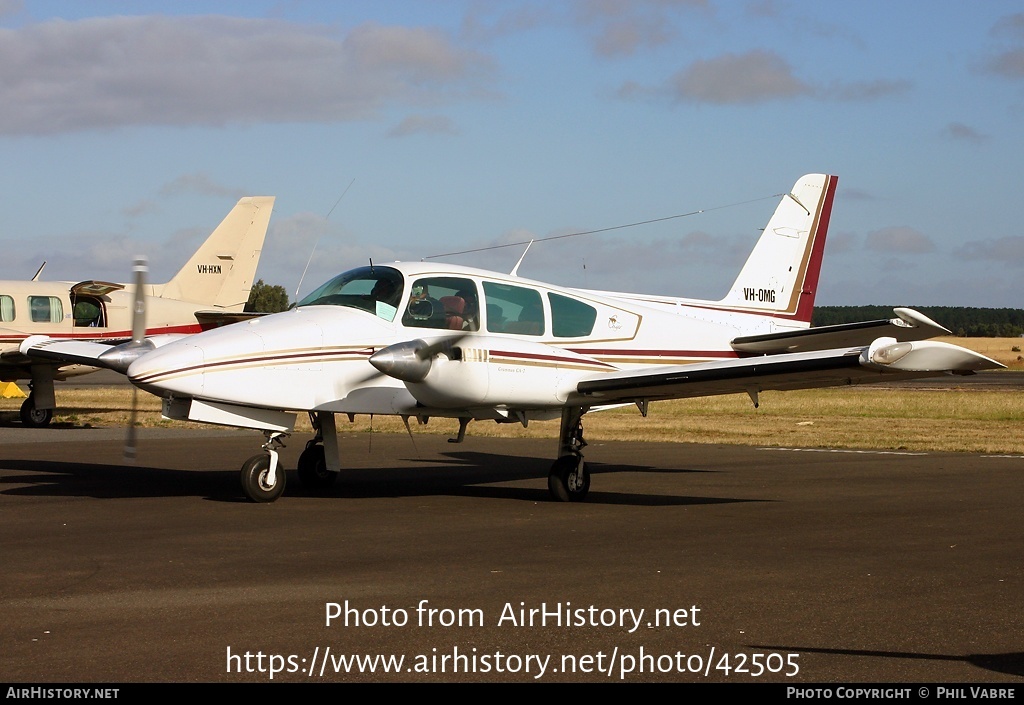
[21,174,1002,502]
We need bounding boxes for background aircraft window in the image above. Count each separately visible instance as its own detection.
[484,282,544,336]
[72,298,104,327]
[401,277,478,330]
[0,295,13,322]
[548,293,597,337]
[28,296,63,324]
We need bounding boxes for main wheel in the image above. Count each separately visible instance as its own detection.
[297,444,337,490]
[20,397,53,427]
[548,455,591,502]
[240,454,287,503]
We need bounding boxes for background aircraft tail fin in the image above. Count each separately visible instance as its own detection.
[157,196,275,310]
[718,174,837,323]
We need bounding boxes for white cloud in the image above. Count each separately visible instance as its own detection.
[669,50,811,104]
[942,122,988,144]
[0,16,493,135]
[387,114,460,138]
[954,235,1024,264]
[865,226,936,254]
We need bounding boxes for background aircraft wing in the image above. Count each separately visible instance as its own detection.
[20,334,187,374]
[730,308,949,355]
[575,338,1002,405]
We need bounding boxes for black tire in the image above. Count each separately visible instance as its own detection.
[20,397,53,427]
[548,455,590,502]
[297,444,337,490]
[240,454,287,503]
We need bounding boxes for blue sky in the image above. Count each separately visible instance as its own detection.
[1,1,1022,307]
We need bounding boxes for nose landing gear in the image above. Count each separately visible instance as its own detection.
[240,431,288,502]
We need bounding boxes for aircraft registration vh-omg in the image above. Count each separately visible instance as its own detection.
[20,175,1002,502]
[2,196,274,426]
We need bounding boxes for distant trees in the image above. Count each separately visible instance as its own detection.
[812,307,1024,337]
[245,279,290,313]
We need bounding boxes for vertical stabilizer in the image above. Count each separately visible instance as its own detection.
[719,174,836,323]
[157,197,275,310]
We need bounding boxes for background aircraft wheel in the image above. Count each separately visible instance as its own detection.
[297,444,337,490]
[548,455,590,502]
[20,397,53,427]
[240,454,287,503]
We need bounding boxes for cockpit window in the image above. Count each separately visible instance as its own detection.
[296,266,404,322]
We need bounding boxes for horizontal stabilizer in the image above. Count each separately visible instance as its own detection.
[731,308,950,354]
[194,310,268,327]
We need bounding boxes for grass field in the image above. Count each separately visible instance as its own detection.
[2,338,1022,454]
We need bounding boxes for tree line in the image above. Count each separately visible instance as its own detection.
[247,282,1024,338]
[812,307,1024,337]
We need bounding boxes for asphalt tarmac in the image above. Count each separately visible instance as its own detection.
[2,428,1023,684]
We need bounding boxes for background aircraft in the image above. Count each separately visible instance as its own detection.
[2,196,274,426]
[21,175,1002,502]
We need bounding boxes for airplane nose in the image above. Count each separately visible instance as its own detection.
[128,341,207,397]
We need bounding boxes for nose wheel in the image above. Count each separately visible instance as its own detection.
[240,431,288,502]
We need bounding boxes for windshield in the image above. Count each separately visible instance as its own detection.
[296,266,404,322]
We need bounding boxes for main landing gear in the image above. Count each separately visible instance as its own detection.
[548,406,591,502]
[296,413,337,490]
[20,395,54,428]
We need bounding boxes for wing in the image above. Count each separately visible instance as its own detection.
[19,334,187,374]
[574,338,1003,405]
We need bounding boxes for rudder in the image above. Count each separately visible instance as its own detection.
[719,174,837,323]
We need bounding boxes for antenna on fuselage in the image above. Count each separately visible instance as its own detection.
[294,178,356,300]
[509,240,534,277]
[31,261,46,281]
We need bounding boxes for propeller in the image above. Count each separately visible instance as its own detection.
[124,256,148,461]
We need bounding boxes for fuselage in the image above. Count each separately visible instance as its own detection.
[0,279,225,381]
[127,261,810,418]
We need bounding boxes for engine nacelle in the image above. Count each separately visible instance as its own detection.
[380,336,617,409]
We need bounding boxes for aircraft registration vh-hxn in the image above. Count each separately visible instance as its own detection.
[20,174,1002,503]
[2,196,274,426]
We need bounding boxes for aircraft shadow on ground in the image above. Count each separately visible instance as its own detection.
[0,451,757,507]
[753,644,1024,678]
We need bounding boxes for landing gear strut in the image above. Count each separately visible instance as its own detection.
[548,406,590,502]
[240,431,288,502]
[296,413,337,490]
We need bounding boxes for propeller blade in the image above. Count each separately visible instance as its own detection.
[131,256,148,344]
[124,387,138,462]
[125,255,148,460]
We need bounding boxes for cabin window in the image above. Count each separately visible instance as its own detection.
[548,293,597,338]
[402,277,479,331]
[28,296,63,324]
[0,295,13,322]
[484,282,544,336]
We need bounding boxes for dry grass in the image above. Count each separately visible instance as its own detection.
[3,338,1020,453]
[937,336,1024,369]
[3,383,1022,455]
